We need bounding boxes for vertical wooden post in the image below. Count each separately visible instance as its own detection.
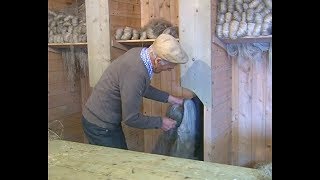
[85,0,111,87]
[179,0,213,162]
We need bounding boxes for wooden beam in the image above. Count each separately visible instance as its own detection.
[179,0,212,108]
[48,43,87,49]
[220,35,272,44]
[85,0,111,87]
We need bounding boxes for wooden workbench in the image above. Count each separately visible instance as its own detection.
[48,140,270,179]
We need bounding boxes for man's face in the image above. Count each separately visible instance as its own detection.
[153,59,176,73]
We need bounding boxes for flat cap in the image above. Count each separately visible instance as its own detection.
[152,34,188,64]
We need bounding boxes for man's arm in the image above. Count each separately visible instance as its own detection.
[144,85,184,106]
[143,85,169,102]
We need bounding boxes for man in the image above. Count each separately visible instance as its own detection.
[81,34,189,150]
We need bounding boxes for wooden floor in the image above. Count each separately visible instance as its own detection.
[49,112,85,143]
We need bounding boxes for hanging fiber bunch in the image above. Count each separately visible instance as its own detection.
[143,18,173,39]
[120,26,133,40]
[226,42,270,59]
[162,26,179,38]
[131,29,140,40]
[140,31,147,40]
[61,46,88,83]
[216,0,272,40]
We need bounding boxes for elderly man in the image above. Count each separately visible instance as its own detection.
[81,34,189,149]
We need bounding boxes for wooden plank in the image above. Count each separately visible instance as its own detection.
[142,97,152,152]
[159,0,171,22]
[265,44,272,162]
[48,71,79,84]
[49,81,80,96]
[48,43,87,49]
[109,0,141,18]
[48,51,62,60]
[220,35,272,44]
[86,0,111,87]
[111,40,130,51]
[52,112,84,143]
[208,44,232,164]
[122,124,145,152]
[49,140,269,180]
[140,0,150,26]
[161,71,171,117]
[48,71,66,84]
[110,47,127,60]
[237,55,253,167]
[171,66,183,97]
[49,102,82,121]
[251,54,267,164]
[231,56,240,166]
[115,39,179,47]
[48,91,81,108]
[110,15,141,28]
[180,0,212,108]
[170,0,179,26]
[80,76,92,111]
[48,59,64,72]
[48,0,75,11]
[152,0,160,19]
[203,106,213,161]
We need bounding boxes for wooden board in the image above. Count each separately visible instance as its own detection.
[48,43,87,49]
[220,35,272,44]
[86,0,111,87]
[48,140,270,180]
[48,50,82,122]
[180,0,213,108]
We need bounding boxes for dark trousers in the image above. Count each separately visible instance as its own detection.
[81,116,128,150]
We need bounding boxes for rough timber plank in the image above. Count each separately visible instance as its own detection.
[85,0,111,87]
[49,140,269,180]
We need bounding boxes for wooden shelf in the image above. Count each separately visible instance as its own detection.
[112,38,180,51]
[48,43,87,48]
[219,35,272,44]
[115,39,157,46]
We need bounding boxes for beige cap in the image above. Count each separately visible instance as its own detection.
[151,34,189,64]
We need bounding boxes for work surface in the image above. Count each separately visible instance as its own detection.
[48,140,270,180]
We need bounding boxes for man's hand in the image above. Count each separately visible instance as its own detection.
[167,95,183,105]
[161,117,177,131]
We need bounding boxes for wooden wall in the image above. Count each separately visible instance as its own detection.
[231,54,272,167]
[48,50,84,142]
[48,0,74,11]
[48,0,85,143]
[109,0,141,60]
[207,0,272,167]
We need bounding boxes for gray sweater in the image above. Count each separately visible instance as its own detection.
[83,47,169,129]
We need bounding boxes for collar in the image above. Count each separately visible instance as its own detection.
[140,47,153,79]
